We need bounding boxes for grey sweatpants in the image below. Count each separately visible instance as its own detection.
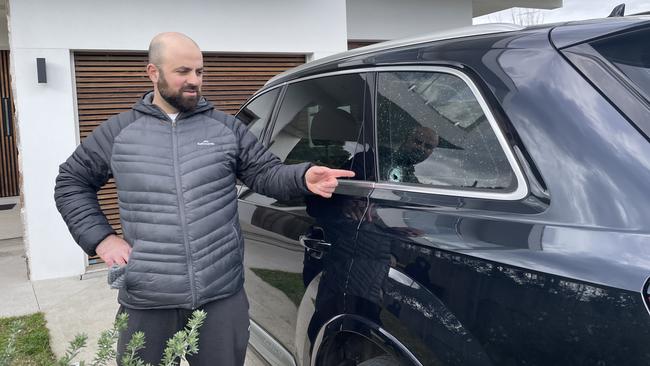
[116,288,250,366]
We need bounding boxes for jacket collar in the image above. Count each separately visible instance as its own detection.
[132,91,214,121]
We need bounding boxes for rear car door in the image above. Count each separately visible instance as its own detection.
[350,67,534,365]
[236,72,374,366]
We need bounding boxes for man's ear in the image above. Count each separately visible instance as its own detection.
[146,63,159,83]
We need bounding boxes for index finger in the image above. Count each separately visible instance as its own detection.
[329,169,355,178]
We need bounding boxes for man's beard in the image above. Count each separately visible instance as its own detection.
[157,71,201,112]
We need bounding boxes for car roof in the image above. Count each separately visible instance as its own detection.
[262,16,650,90]
[265,23,524,87]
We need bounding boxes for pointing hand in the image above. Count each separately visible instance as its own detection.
[305,166,355,198]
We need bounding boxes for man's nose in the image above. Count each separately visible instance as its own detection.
[187,72,201,86]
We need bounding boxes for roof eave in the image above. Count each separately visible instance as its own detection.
[472,0,563,17]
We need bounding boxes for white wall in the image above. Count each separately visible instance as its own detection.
[347,0,473,41]
[8,0,348,280]
[9,0,348,54]
[11,49,86,280]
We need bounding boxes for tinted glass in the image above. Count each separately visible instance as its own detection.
[270,73,368,179]
[591,27,650,101]
[236,88,280,139]
[376,71,516,191]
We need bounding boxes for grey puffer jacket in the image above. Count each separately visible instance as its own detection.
[54,92,311,309]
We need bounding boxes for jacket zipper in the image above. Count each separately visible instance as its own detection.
[171,119,198,308]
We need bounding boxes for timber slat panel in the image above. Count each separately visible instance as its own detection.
[75,55,303,62]
[76,80,268,88]
[347,40,381,50]
[0,50,18,198]
[76,61,299,66]
[76,67,295,73]
[74,51,304,251]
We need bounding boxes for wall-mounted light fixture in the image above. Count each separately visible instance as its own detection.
[36,58,47,84]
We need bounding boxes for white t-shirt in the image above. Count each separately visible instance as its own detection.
[168,113,179,122]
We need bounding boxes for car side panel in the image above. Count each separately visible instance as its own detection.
[241,26,650,365]
[355,191,650,365]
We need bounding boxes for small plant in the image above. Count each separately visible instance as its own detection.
[56,334,87,366]
[119,331,148,366]
[92,312,129,366]
[117,310,206,366]
[159,310,205,366]
[1,310,207,366]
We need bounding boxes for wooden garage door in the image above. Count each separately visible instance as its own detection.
[74,51,304,262]
[0,50,18,198]
[347,40,381,50]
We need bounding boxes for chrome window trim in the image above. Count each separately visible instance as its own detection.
[286,68,376,85]
[371,66,528,201]
[338,179,375,189]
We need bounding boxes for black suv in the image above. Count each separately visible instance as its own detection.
[234,17,650,366]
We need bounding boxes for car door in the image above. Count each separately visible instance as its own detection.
[236,72,374,366]
[349,67,536,365]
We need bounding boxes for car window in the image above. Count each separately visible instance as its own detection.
[590,27,650,102]
[376,71,516,191]
[236,88,280,139]
[269,73,368,179]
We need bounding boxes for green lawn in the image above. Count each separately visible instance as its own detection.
[250,268,306,307]
[0,313,56,366]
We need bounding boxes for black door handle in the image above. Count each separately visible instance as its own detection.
[300,236,331,252]
[299,229,331,259]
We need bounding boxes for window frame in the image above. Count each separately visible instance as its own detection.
[264,71,374,181]
[235,84,285,144]
[256,66,528,200]
[371,66,528,200]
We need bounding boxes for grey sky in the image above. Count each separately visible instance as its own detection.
[473,0,649,24]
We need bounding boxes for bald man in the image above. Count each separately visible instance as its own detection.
[54,32,354,365]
